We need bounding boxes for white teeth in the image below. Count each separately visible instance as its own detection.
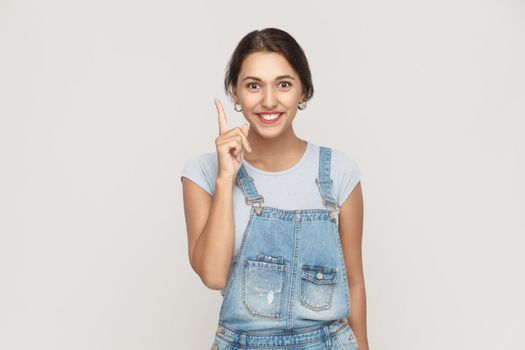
[259,113,281,120]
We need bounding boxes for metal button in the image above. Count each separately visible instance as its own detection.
[316,272,323,280]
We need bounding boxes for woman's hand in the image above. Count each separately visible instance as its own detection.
[214,98,252,182]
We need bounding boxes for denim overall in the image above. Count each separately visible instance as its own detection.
[211,147,359,350]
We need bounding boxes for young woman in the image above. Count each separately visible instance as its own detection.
[181,28,369,350]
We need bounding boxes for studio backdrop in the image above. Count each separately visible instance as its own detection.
[0,0,524,349]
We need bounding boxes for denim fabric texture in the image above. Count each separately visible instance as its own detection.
[212,147,358,349]
[180,141,361,261]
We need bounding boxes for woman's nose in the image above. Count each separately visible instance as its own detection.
[261,89,278,109]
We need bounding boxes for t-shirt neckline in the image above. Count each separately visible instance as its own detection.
[242,141,312,176]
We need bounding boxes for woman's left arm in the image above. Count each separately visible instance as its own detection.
[338,182,369,349]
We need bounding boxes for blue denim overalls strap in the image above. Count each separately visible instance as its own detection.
[214,146,354,348]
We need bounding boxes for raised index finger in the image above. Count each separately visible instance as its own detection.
[215,98,227,135]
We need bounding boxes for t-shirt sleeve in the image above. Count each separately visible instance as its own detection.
[332,149,361,206]
[180,153,216,196]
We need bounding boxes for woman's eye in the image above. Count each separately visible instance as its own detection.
[246,81,292,89]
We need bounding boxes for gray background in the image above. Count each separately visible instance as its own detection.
[1,0,524,349]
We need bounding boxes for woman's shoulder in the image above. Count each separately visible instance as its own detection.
[180,150,218,196]
[318,144,361,206]
[330,146,359,168]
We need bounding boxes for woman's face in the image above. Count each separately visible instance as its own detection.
[232,51,305,139]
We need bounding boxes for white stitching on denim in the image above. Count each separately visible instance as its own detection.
[299,265,337,311]
[242,258,286,319]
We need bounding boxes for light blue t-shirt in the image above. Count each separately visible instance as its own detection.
[180,141,361,261]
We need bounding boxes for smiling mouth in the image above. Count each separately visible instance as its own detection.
[256,112,284,124]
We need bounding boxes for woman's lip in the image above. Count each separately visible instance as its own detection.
[255,112,284,124]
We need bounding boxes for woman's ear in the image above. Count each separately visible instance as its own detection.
[299,87,305,102]
[231,86,238,102]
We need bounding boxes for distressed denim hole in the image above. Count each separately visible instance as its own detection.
[242,254,287,319]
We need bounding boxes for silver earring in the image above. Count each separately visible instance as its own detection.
[298,100,307,110]
[234,103,242,112]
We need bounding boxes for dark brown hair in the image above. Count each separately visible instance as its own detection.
[224,28,314,103]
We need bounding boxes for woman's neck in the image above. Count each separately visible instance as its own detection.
[243,135,307,172]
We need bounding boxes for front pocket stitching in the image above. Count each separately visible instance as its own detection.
[300,265,337,311]
[242,258,287,319]
[246,259,287,270]
[301,266,338,284]
[300,280,335,311]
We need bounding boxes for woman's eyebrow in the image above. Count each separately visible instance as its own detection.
[241,75,296,82]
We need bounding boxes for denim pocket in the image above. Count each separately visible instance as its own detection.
[300,264,337,311]
[242,253,287,319]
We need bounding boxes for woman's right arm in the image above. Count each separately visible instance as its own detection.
[182,98,252,290]
[181,175,236,290]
